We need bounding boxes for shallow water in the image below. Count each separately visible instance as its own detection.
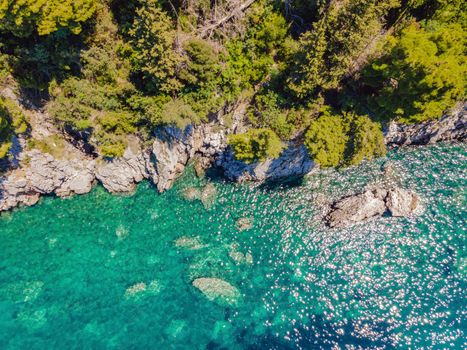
[0,144,465,349]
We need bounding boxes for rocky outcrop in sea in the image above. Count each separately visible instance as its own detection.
[326,186,421,228]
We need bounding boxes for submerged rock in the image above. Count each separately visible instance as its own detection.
[192,277,240,304]
[115,225,129,240]
[183,187,201,201]
[182,183,217,209]
[165,320,187,339]
[326,187,420,228]
[236,217,253,231]
[124,280,160,299]
[200,183,217,209]
[229,245,253,265]
[124,282,146,298]
[174,236,206,250]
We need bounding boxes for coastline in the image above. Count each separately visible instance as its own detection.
[0,100,465,213]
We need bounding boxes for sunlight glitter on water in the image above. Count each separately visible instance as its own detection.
[0,143,466,349]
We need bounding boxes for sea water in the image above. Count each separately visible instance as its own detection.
[0,143,465,349]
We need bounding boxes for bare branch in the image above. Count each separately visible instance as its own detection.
[196,0,257,38]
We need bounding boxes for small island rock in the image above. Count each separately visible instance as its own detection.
[326,187,420,227]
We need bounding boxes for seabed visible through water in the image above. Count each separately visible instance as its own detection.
[0,143,466,349]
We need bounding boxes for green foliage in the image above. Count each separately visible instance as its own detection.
[180,38,220,90]
[221,2,291,101]
[124,0,183,94]
[160,98,199,129]
[304,109,349,167]
[0,0,458,165]
[0,96,28,158]
[247,90,309,140]
[228,128,284,163]
[178,38,224,121]
[304,109,386,167]
[0,0,96,37]
[347,114,386,165]
[287,0,400,99]
[362,20,466,123]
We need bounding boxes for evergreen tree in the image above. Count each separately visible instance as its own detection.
[362,20,466,122]
[0,0,96,37]
[124,0,184,94]
[287,0,400,99]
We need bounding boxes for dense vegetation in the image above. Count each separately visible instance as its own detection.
[0,0,464,164]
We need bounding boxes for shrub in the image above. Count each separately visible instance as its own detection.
[304,110,349,167]
[347,114,386,165]
[228,128,283,164]
[304,109,386,167]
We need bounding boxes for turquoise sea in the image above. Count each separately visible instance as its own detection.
[0,143,465,349]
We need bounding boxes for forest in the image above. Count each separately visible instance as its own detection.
[0,0,465,166]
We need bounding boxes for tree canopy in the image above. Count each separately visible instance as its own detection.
[0,0,463,163]
[0,0,97,37]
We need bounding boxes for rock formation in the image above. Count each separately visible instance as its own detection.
[326,187,420,228]
[0,96,464,213]
[219,144,314,182]
[385,104,466,147]
[0,150,95,211]
[192,277,240,304]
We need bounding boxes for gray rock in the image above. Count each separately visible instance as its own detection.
[386,187,419,217]
[327,188,388,228]
[326,187,421,227]
[385,104,466,147]
[0,150,96,211]
[96,147,151,193]
[220,144,315,182]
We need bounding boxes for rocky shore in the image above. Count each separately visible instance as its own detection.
[0,98,465,213]
[384,104,466,147]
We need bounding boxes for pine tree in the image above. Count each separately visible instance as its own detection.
[287,0,400,99]
[0,0,96,37]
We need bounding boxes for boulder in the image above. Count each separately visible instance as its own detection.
[386,187,419,217]
[326,188,388,228]
[192,277,240,304]
[326,187,420,227]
